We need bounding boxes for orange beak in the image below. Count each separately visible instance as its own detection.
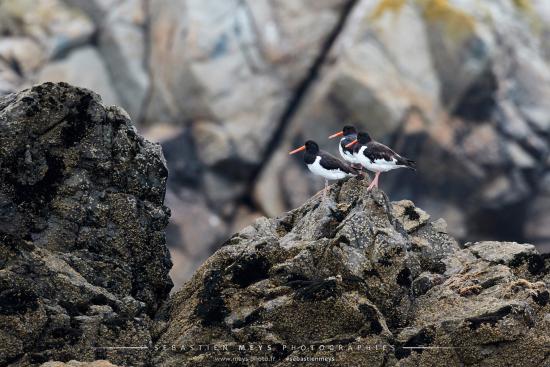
[345,139,358,148]
[289,145,306,155]
[328,131,344,139]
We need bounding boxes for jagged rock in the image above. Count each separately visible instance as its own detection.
[0,82,172,366]
[153,178,550,366]
[465,241,538,265]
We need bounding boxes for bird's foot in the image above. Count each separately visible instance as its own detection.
[367,172,380,191]
[366,182,378,191]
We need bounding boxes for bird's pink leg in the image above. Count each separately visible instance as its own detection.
[367,172,380,191]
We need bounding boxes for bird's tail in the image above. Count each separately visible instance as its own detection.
[405,159,416,170]
[398,157,416,171]
[345,164,362,176]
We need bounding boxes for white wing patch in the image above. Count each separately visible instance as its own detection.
[308,156,349,180]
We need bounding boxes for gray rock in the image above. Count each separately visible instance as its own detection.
[0,38,45,76]
[0,80,548,367]
[0,82,172,366]
[154,178,549,366]
[165,188,228,290]
[96,0,149,121]
[466,241,537,264]
[37,47,121,108]
[145,0,348,168]
[17,0,148,121]
[262,0,550,253]
[524,194,550,252]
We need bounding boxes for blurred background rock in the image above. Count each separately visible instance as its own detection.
[1,0,550,290]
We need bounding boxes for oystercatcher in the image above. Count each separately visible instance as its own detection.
[346,132,416,191]
[289,140,360,198]
[328,125,359,166]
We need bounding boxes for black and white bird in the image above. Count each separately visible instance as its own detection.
[346,132,416,191]
[289,140,360,197]
[328,125,359,167]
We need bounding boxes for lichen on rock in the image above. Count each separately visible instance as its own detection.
[1,82,549,367]
[155,177,549,366]
[0,82,172,366]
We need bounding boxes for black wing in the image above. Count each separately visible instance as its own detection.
[318,150,360,174]
[365,142,416,169]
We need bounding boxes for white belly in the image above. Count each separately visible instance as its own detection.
[339,141,358,164]
[356,146,401,173]
[308,156,349,180]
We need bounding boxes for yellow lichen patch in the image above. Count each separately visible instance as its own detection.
[369,0,475,40]
[418,0,475,37]
[510,0,542,33]
[507,279,546,296]
[369,0,407,20]
[512,0,532,11]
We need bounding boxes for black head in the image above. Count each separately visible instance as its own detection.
[357,132,372,144]
[342,125,357,136]
[304,140,319,154]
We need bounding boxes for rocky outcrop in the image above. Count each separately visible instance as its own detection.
[0,0,356,288]
[1,0,550,287]
[155,178,549,366]
[0,83,548,366]
[0,83,172,366]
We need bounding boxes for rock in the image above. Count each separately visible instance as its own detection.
[0,37,45,76]
[0,0,94,58]
[155,177,550,366]
[1,0,550,295]
[0,59,22,95]
[164,188,228,291]
[0,82,172,366]
[96,0,149,121]
[411,271,444,297]
[524,194,550,253]
[145,0,349,164]
[0,0,94,96]
[392,200,430,233]
[466,241,537,265]
[262,0,550,252]
[63,0,121,24]
[190,120,233,167]
[0,81,548,367]
[37,47,121,108]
